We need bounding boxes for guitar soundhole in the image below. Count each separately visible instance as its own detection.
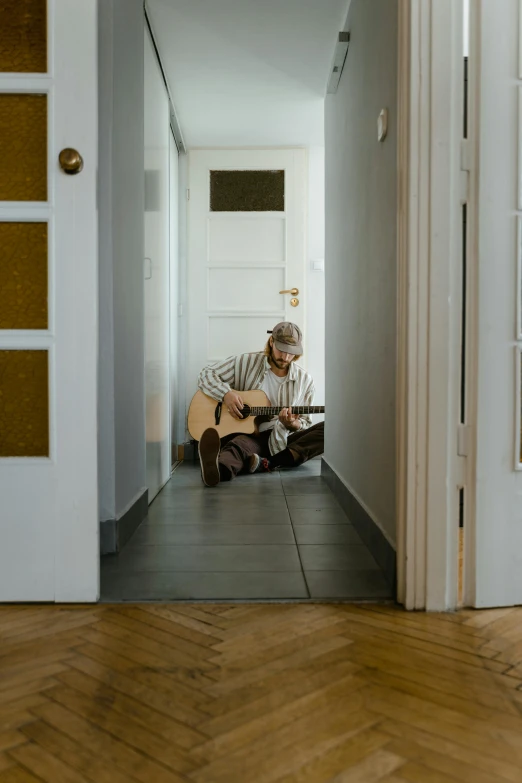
[239,404,251,420]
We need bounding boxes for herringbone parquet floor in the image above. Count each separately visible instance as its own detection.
[1,603,522,782]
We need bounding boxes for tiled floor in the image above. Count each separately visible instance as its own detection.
[100,459,394,601]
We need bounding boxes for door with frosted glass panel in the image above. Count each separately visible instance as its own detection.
[0,1,98,601]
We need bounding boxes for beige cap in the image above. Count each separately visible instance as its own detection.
[267,322,303,355]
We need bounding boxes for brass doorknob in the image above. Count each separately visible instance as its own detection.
[279,288,299,296]
[59,148,84,175]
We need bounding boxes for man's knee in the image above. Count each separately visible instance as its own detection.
[231,435,253,451]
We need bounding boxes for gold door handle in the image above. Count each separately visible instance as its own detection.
[59,148,84,175]
[279,288,299,296]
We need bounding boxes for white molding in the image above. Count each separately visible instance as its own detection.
[206,214,287,219]
[0,76,51,91]
[396,0,464,611]
[514,345,522,471]
[0,206,51,218]
[519,0,522,78]
[461,0,480,609]
[396,0,414,609]
[518,87,522,210]
[518,217,522,340]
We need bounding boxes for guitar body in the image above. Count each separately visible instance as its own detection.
[187,390,271,441]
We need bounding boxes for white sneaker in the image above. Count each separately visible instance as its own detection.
[247,454,271,474]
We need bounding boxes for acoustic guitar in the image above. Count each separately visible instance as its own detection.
[187,389,325,441]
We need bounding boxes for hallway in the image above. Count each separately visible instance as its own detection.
[1,602,522,782]
[101,460,393,602]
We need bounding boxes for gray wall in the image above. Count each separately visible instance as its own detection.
[98,0,147,521]
[324,0,398,545]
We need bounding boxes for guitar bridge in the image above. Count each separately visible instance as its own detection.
[214,402,222,426]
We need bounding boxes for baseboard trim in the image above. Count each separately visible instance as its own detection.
[100,487,148,555]
[321,459,396,590]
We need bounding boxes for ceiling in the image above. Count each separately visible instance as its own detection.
[147,0,351,148]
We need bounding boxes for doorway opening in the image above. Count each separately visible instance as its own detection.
[100,0,398,604]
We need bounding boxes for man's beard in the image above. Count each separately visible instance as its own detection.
[270,347,291,369]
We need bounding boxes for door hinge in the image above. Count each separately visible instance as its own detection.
[460,140,470,202]
[186,188,190,201]
[457,424,471,457]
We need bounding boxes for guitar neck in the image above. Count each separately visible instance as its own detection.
[250,406,325,415]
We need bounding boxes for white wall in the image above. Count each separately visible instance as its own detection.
[324,0,398,544]
[306,146,326,415]
[98,0,147,520]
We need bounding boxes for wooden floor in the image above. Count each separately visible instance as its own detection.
[1,603,522,782]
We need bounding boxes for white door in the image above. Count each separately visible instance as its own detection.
[0,1,98,601]
[144,28,171,501]
[470,0,522,606]
[186,149,306,410]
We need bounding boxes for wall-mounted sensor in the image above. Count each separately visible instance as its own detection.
[378,109,388,142]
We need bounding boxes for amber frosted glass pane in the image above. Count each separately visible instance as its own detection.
[0,350,48,456]
[0,0,47,73]
[0,222,47,329]
[0,94,47,201]
[210,170,284,211]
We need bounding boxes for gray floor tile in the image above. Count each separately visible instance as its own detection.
[103,544,302,573]
[161,482,284,497]
[293,525,363,545]
[101,571,309,601]
[286,494,342,510]
[147,505,291,525]
[149,493,288,512]
[289,507,351,525]
[282,476,329,488]
[205,484,285,496]
[101,456,393,603]
[283,483,332,496]
[281,463,322,477]
[298,544,379,571]
[305,570,393,599]
[163,472,281,490]
[130,524,295,546]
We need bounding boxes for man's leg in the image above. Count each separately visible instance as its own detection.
[270,421,325,470]
[199,427,270,486]
[218,432,270,481]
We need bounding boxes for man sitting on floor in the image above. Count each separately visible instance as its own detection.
[197,321,324,487]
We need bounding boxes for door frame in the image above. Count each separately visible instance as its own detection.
[396,0,465,610]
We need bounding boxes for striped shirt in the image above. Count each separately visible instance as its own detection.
[197,352,315,455]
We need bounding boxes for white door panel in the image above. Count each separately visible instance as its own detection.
[472,0,522,606]
[208,268,285,312]
[0,1,98,601]
[186,149,306,413]
[208,216,286,265]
